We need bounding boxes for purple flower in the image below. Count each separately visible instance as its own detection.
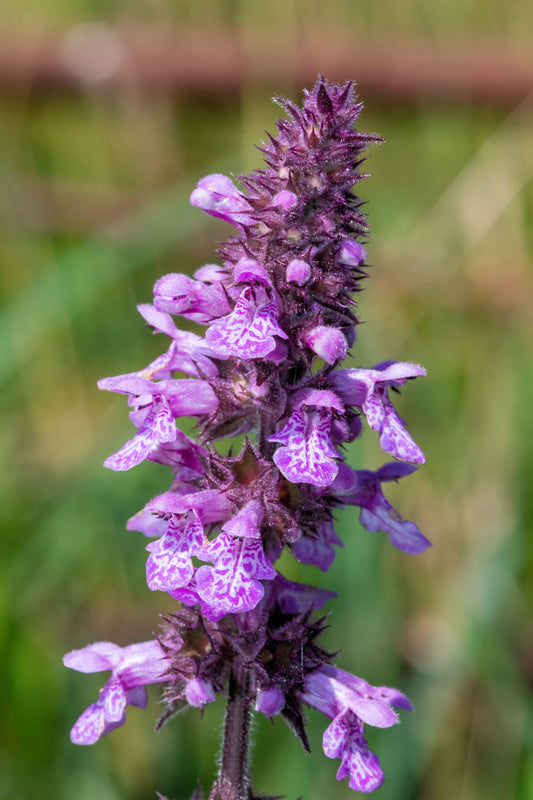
[184,499,274,617]
[269,389,344,486]
[292,519,344,571]
[146,510,206,591]
[331,361,426,463]
[190,173,253,227]
[143,490,233,593]
[143,428,207,472]
[98,375,218,470]
[153,270,230,323]
[87,78,427,798]
[323,710,384,793]
[204,264,287,360]
[337,463,431,554]
[196,528,276,619]
[64,640,170,745]
[146,488,233,523]
[137,303,219,379]
[301,665,412,792]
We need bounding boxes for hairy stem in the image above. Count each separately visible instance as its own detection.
[216,665,251,800]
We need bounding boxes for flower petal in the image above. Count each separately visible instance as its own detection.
[126,686,148,709]
[331,363,426,463]
[146,512,205,592]
[292,520,343,572]
[338,467,431,554]
[190,173,252,227]
[360,506,431,555]
[271,575,336,614]
[102,677,127,722]
[196,534,276,616]
[63,642,123,673]
[70,701,109,745]
[222,499,264,539]
[146,490,232,525]
[116,640,170,687]
[323,710,384,793]
[153,272,230,322]
[205,287,287,360]
[271,408,340,486]
[104,396,177,471]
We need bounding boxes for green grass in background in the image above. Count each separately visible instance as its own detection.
[1,2,532,799]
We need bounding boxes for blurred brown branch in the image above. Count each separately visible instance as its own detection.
[0,25,531,107]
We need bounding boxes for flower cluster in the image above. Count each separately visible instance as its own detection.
[65,78,427,797]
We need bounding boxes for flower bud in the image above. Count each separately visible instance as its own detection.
[255,686,285,717]
[190,173,252,227]
[271,190,298,212]
[286,258,311,286]
[305,325,348,364]
[337,239,366,267]
[185,677,216,708]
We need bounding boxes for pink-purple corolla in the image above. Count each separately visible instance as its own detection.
[63,640,170,745]
[65,78,428,798]
[300,666,413,792]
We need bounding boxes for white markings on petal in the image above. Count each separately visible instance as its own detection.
[104,396,176,471]
[270,408,340,486]
[323,710,384,793]
[205,287,287,360]
[196,532,276,617]
[146,512,205,592]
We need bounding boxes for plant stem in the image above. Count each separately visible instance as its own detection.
[217,665,251,800]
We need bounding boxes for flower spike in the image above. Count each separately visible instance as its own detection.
[67,78,426,800]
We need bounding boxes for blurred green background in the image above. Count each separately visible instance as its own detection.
[1,2,532,799]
